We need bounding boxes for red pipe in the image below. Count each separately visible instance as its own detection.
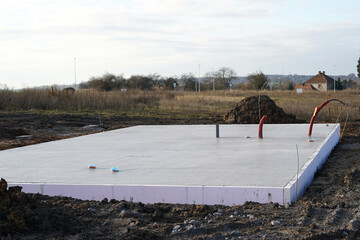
[308,100,329,137]
[308,99,345,137]
[258,115,267,139]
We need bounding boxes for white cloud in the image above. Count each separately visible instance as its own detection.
[0,0,359,88]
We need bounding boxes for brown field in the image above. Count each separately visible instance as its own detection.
[1,88,360,239]
[0,88,359,122]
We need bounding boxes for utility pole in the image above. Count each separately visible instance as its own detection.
[74,58,77,87]
[198,64,201,92]
[333,65,336,93]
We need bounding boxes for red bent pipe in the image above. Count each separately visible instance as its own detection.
[308,99,345,137]
[258,115,267,139]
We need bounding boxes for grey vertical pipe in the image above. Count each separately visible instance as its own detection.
[216,124,219,138]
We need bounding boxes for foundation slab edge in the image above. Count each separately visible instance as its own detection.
[8,183,284,206]
[283,124,340,205]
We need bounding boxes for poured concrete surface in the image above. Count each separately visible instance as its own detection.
[0,124,340,205]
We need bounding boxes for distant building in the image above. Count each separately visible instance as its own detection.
[294,71,335,91]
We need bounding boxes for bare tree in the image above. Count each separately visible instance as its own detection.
[218,67,237,81]
[204,67,237,90]
[179,73,196,91]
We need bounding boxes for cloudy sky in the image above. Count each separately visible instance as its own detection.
[1,0,359,89]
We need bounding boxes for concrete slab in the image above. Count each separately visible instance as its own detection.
[0,124,339,205]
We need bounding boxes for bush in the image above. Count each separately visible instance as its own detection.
[247,71,269,90]
[85,73,126,91]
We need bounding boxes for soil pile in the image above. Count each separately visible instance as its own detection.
[224,95,303,124]
[0,178,29,235]
[0,178,95,239]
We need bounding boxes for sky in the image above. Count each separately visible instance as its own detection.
[0,0,359,89]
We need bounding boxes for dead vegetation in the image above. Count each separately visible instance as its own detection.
[0,88,359,122]
[0,88,163,113]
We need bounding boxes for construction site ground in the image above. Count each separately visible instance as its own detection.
[1,113,360,239]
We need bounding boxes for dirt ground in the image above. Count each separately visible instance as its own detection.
[1,113,360,239]
[0,113,222,151]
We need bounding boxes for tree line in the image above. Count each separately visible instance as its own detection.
[79,62,360,92]
[78,67,287,91]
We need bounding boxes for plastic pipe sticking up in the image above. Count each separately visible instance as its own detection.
[258,115,267,139]
[308,99,345,137]
[216,124,219,138]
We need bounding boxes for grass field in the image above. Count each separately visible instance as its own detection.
[0,88,358,122]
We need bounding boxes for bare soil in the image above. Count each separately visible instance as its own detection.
[1,113,360,239]
[0,113,223,150]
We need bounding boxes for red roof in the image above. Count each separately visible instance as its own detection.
[305,71,334,85]
[294,83,317,91]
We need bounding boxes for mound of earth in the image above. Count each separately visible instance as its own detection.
[224,95,303,124]
[0,178,100,238]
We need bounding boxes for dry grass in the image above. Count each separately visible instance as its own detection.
[266,90,360,121]
[160,90,359,122]
[0,89,163,114]
[0,88,359,122]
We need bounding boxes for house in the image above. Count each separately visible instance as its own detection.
[295,71,335,91]
[294,83,317,91]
